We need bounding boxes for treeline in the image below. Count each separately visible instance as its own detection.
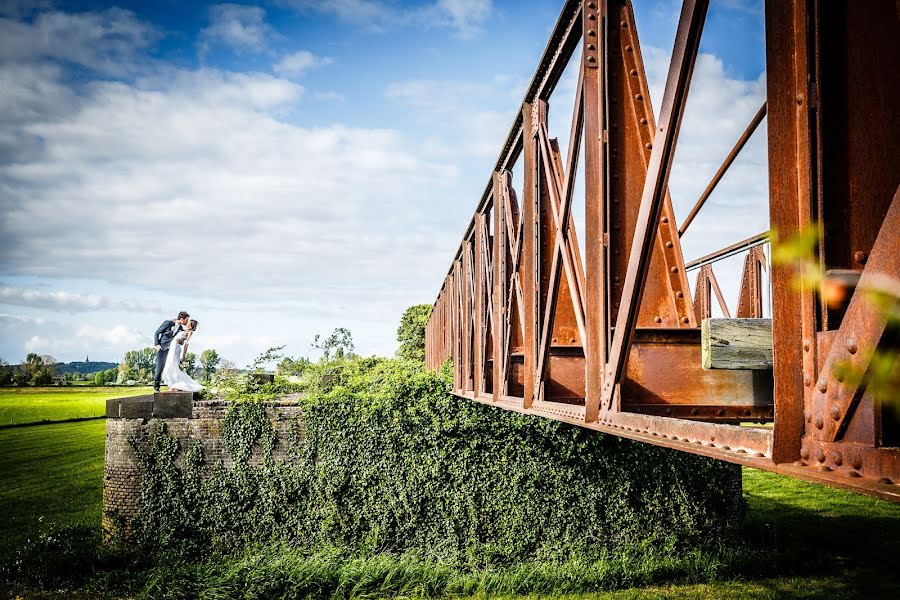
[0,303,433,387]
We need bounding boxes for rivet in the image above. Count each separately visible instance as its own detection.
[665,408,672,415]
[879,478,893,485]
[614,276,620,283]
[640,118,648,125]
[654,316,662,324]
[691,408,699,415]
[853,250,867,263]
[804,410,811,422]
[817,378,827,392]
[670,266,679,273]
[754,452,765,458]
[587,29,596,36]
[635,94,643,101]
[645,142,652,149]
[816,448,825,462]
[666,241,673,248]
[800,447,810,460]
[588,2,596,8]
[834,369,844,383]
[717,409,725,417]
[848,471,861,478]
[815,415,824,429]
[620,20,627,28]
[569,337,576,343]
[661,216,668,223]
[846,338,857,354]
[630,69,637,76]
[587,55,596,63]
[676,291,683,298]
[830,403,841,421]
[803,374,812,386]
[681,317,689,324]
[625,45,633,52]
[852,456,862,470]
[551,337,558,343]
[803,339,811,351]
[832,451,843,466]
[587,44,596,51]
[817,465,832,472]
[588,13,596,20]
[796,95,803,105]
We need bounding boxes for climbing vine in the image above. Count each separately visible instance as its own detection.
[127,358,738,566]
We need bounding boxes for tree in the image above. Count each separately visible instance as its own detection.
[199,349,220,382]
[182,352,197,377]
[277,356,310,376]
[251,346,285,372]
[312,328,354,362]
[396,304,432,362]
[124,348,155,373]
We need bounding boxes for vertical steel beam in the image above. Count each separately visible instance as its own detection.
[603,0,709,407]
[474,215,485,395]
[492,178,506,400]
[522,102,538,408]
[583,0,606,421]
[765,0,815,463]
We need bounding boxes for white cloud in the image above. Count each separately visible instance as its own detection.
[0,61,460,339]
[200,4,275,55]
[273,50,332,78]
[0,313,46,325]
[0,8,158,75]
[0,285,161,313]
[24,324,149,357]
[279,0,493,37]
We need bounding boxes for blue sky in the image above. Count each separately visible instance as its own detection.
[0,0,767,366]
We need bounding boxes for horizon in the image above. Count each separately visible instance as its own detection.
[0,0,768,367]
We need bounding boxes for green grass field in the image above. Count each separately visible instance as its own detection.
[0,420,106,549]
[0,386,152,426]
[1,388,898,598]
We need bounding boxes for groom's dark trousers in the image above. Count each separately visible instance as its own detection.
[153,347,169,391]
[153,319,180,391]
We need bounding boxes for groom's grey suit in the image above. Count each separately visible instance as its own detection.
[153,320,183,391]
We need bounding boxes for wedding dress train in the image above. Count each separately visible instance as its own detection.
[161,331,204,392]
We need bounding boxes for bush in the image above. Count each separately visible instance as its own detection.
[129,357,737,566]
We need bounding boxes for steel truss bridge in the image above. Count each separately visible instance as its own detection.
[424,0,900,501]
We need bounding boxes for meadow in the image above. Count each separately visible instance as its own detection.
[0,385,898,598]
[0,386,152,426]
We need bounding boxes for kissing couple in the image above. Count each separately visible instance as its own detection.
[153,310,204,393]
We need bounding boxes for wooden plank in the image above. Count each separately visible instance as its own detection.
[702,318,773,370]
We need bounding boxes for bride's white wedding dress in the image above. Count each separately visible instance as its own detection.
[162,331,204,392]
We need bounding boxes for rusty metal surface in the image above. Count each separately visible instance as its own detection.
[425,0,900,501]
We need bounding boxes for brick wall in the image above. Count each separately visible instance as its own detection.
[102,395,304,536]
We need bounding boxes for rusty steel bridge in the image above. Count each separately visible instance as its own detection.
[424,0,900,501]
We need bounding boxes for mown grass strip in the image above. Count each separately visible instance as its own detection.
[0,386,152,426]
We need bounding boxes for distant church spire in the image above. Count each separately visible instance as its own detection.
[85,355,89,363]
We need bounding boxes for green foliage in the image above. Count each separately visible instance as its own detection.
[251,345,285,372]
[277,355,311,377]
[182,351,198,377]
[126,358,735,566]
[200,349,221,382]
[396,304,432,362]
[313,328,355,361]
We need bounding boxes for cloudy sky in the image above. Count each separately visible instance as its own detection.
[0,0,767,366]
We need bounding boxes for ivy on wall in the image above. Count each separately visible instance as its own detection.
[128,358,737,566]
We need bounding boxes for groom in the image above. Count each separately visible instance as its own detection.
[153,311,190,392]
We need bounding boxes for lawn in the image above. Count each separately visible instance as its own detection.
[0,420,106,550]
[0,418,898,598]
[0,386,152,426]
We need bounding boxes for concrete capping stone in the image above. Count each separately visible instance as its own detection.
[105,398,122,418]
[153,392,194,418]
[118,397,154,419]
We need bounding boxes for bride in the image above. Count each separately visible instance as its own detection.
[162,319,205,393]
